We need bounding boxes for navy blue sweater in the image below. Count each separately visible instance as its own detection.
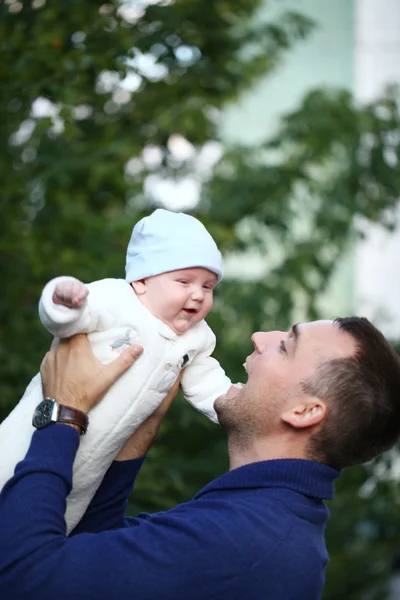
[0,425,339,600]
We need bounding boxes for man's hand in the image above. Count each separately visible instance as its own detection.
[53,279,89,309]
[40,334,143,414]
[115,372,183,461]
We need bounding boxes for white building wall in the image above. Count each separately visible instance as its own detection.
[221,0,354,143]
[220,0,355,316]
[354,0,400,338]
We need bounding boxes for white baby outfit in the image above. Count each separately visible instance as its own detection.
[0,210,231,533]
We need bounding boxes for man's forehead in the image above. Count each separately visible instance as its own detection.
[297,319,356,356]
[296,320,340,341]
[297,319,334,330]
[292,319,338,333]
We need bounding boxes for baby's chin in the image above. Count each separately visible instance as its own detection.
[169,315,203,335]
[168,319,193,335]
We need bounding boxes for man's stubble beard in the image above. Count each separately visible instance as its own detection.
[217,388,281,451]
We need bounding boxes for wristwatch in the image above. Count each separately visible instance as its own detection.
[32,398,89,435]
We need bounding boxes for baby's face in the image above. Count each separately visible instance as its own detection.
[135,267,217,334]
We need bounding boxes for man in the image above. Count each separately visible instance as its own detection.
[1,317,400,600]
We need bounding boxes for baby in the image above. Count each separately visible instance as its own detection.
[0,209,232,533]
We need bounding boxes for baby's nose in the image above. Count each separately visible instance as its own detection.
[191,286,204,301]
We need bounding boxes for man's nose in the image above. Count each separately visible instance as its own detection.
[251,331,284,353]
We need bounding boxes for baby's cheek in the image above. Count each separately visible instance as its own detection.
[203,297,214,316]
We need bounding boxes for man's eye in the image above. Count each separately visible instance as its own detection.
[279,340,287,353]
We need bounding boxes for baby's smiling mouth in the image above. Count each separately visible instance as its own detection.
[183,308,197,314]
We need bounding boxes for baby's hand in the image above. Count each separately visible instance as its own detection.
[53,279,89,309]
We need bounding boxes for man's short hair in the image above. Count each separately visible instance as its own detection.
[304,317,400,470]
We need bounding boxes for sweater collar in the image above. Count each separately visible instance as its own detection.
[194,459,340,501]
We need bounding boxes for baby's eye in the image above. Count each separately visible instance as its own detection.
[203,285,213,290]
[178,280,189,285]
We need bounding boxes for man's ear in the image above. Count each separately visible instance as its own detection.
[131,279,147,295]
[281,400,327,429]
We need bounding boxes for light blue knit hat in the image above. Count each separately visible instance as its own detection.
[125,209,223,283]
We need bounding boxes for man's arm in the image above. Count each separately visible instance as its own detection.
[0,424,241,600]
[0,336,234,600]
[70,456,146,535]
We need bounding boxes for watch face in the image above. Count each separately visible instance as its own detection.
[32,399,55,429]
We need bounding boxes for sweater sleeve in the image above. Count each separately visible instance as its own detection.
[0,424,242,600]
[71,456,146,535]
[182,328,231,424]
[39,277,119,338]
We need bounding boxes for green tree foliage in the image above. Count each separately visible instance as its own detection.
[2,1,400,597]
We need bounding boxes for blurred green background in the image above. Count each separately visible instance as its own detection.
[2,1,400,598]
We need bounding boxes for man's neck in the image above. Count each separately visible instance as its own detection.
[227,434,308,471]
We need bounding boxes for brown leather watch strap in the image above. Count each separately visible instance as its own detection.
[57,404,89,435]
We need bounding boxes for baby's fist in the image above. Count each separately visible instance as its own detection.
[53,279,89,309]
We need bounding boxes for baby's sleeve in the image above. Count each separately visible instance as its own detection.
[39,276,117,339]
[181,329,231,424]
